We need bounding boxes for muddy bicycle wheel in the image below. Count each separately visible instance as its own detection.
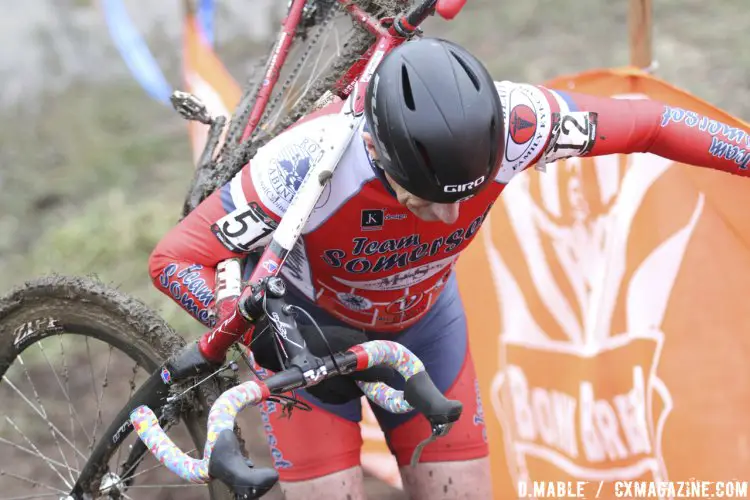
[181,0,413,218]
[0,275,233,500]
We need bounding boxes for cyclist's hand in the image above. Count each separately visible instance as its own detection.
[251,322,400,405]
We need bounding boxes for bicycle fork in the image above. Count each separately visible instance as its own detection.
[65,341,225,498]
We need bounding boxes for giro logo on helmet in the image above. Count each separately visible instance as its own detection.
[444,175,486,193]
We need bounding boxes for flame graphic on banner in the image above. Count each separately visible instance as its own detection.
[482,93,705,498]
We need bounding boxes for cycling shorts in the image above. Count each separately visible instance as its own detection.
[253,271,490,482]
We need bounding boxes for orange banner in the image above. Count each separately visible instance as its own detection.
[182,13,241,164]
[454,68,750,498]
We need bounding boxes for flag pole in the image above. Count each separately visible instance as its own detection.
[629,0,654,70]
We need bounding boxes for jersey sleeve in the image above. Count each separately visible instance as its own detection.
[538,87,750,176]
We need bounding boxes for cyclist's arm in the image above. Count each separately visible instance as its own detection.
[146,157,281,326]
[147,105,347,326]
[539,88,750,176]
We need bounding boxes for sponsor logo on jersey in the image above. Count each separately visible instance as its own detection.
[361,209,384,230]
[473,379,488,443]
[384,293,425,314]
[509,104,537,145]
[336,292,373,312]
[495,82,551,182]
[322,205,491,281]
[270,139,324,202]
[254,136,325,213]
[262,260,279,273]
[660,105,750,170]
[360,209,407,231]
[332,255,455,291]
[258,399,294,469]
[158,263,216,326]
[660,106,750,147]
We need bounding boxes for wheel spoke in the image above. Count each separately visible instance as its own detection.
[15,354,75,484]
[35,341,82,484]
[0,469,67,494]
[269,28,335,128]
[91,345,113,445]
[1,376,88,461]
[0,436,79,473]
[285,25,341,113]
[84,337,100,451]
[3,417,71,489]
[0,276,225,499]
[258,3,340,133]
[2,493,64,499]
[125,483,208,489]
[57,335,87,475]
[119,448,198,484]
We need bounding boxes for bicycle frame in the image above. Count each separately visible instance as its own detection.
[202,0,468,364]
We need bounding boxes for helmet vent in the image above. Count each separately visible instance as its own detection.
[488,116,498,167]
[401,65,416,111]
[414,140,441,185]
[451,53,480,91]
[414,140,431,166]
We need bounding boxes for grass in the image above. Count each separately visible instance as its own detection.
[0,80,203,336]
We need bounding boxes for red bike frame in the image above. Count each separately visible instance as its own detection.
[239,0,467,141]
[201,0,468,363]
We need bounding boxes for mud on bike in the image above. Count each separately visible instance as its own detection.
[0,0,470,498]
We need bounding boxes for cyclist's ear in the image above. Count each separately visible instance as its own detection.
[362,132,379,160]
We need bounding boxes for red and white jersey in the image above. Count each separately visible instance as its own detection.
[205,80,750,332]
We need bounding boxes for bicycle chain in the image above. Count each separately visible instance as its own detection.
[249,1,341,143]
[261,0,401,138]
[198,1,339,200]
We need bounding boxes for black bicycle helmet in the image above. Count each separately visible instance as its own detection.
[364,37,504,203]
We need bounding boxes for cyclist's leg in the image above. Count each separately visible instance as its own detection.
[258,383,368,500]
[395,355,490,498]
[371,273,491,499]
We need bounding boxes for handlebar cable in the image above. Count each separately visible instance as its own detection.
[288,304,342,376]
[261,292,292,371]
[231,340,312,414]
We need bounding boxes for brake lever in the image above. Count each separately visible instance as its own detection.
[409,421,455,467]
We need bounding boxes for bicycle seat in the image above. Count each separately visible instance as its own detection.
[209,429,279,498]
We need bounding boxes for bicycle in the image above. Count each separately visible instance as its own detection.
[0,0,469,498]
[178,0,466,219]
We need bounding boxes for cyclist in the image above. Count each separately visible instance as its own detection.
[149,37,750,499]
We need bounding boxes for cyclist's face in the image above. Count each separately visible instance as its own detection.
[362,132,460,224]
